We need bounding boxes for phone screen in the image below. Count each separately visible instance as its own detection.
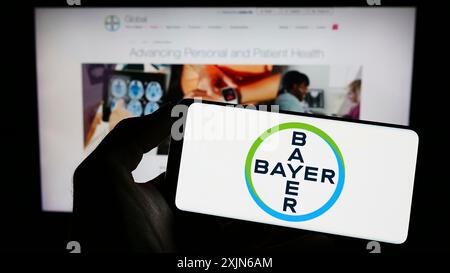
[173,101,418,244]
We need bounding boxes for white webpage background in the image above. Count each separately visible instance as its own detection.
[176,103,419,244]
[35,8,415,211]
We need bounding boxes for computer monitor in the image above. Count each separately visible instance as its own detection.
[35,7,416,212]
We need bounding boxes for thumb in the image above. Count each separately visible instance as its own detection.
[95,102,173,172]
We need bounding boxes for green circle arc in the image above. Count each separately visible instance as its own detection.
[244,122,345,222]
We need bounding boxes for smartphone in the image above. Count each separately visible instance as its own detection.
[168,99,419,244]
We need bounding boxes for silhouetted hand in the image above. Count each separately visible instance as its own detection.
[71,100,336,253]
[72,103,176,252]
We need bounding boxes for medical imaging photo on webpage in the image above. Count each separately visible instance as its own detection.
[82,63,363,154]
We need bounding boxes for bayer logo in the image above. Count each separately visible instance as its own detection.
[105,15,121,32]
[245,123,345,222]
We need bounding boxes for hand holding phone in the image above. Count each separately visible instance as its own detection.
[169,99,419,244]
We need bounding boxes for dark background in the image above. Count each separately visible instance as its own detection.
[2,0,448,255]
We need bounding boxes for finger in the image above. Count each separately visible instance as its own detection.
[133,102,173,153]
[213,86,221,95]
[197,79,215,96]
[221,74,237,88]
[96,102,173,172]
[185,89,206,98]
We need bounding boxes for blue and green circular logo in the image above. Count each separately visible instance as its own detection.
[244,122,345,222]
[105,15,121,32]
